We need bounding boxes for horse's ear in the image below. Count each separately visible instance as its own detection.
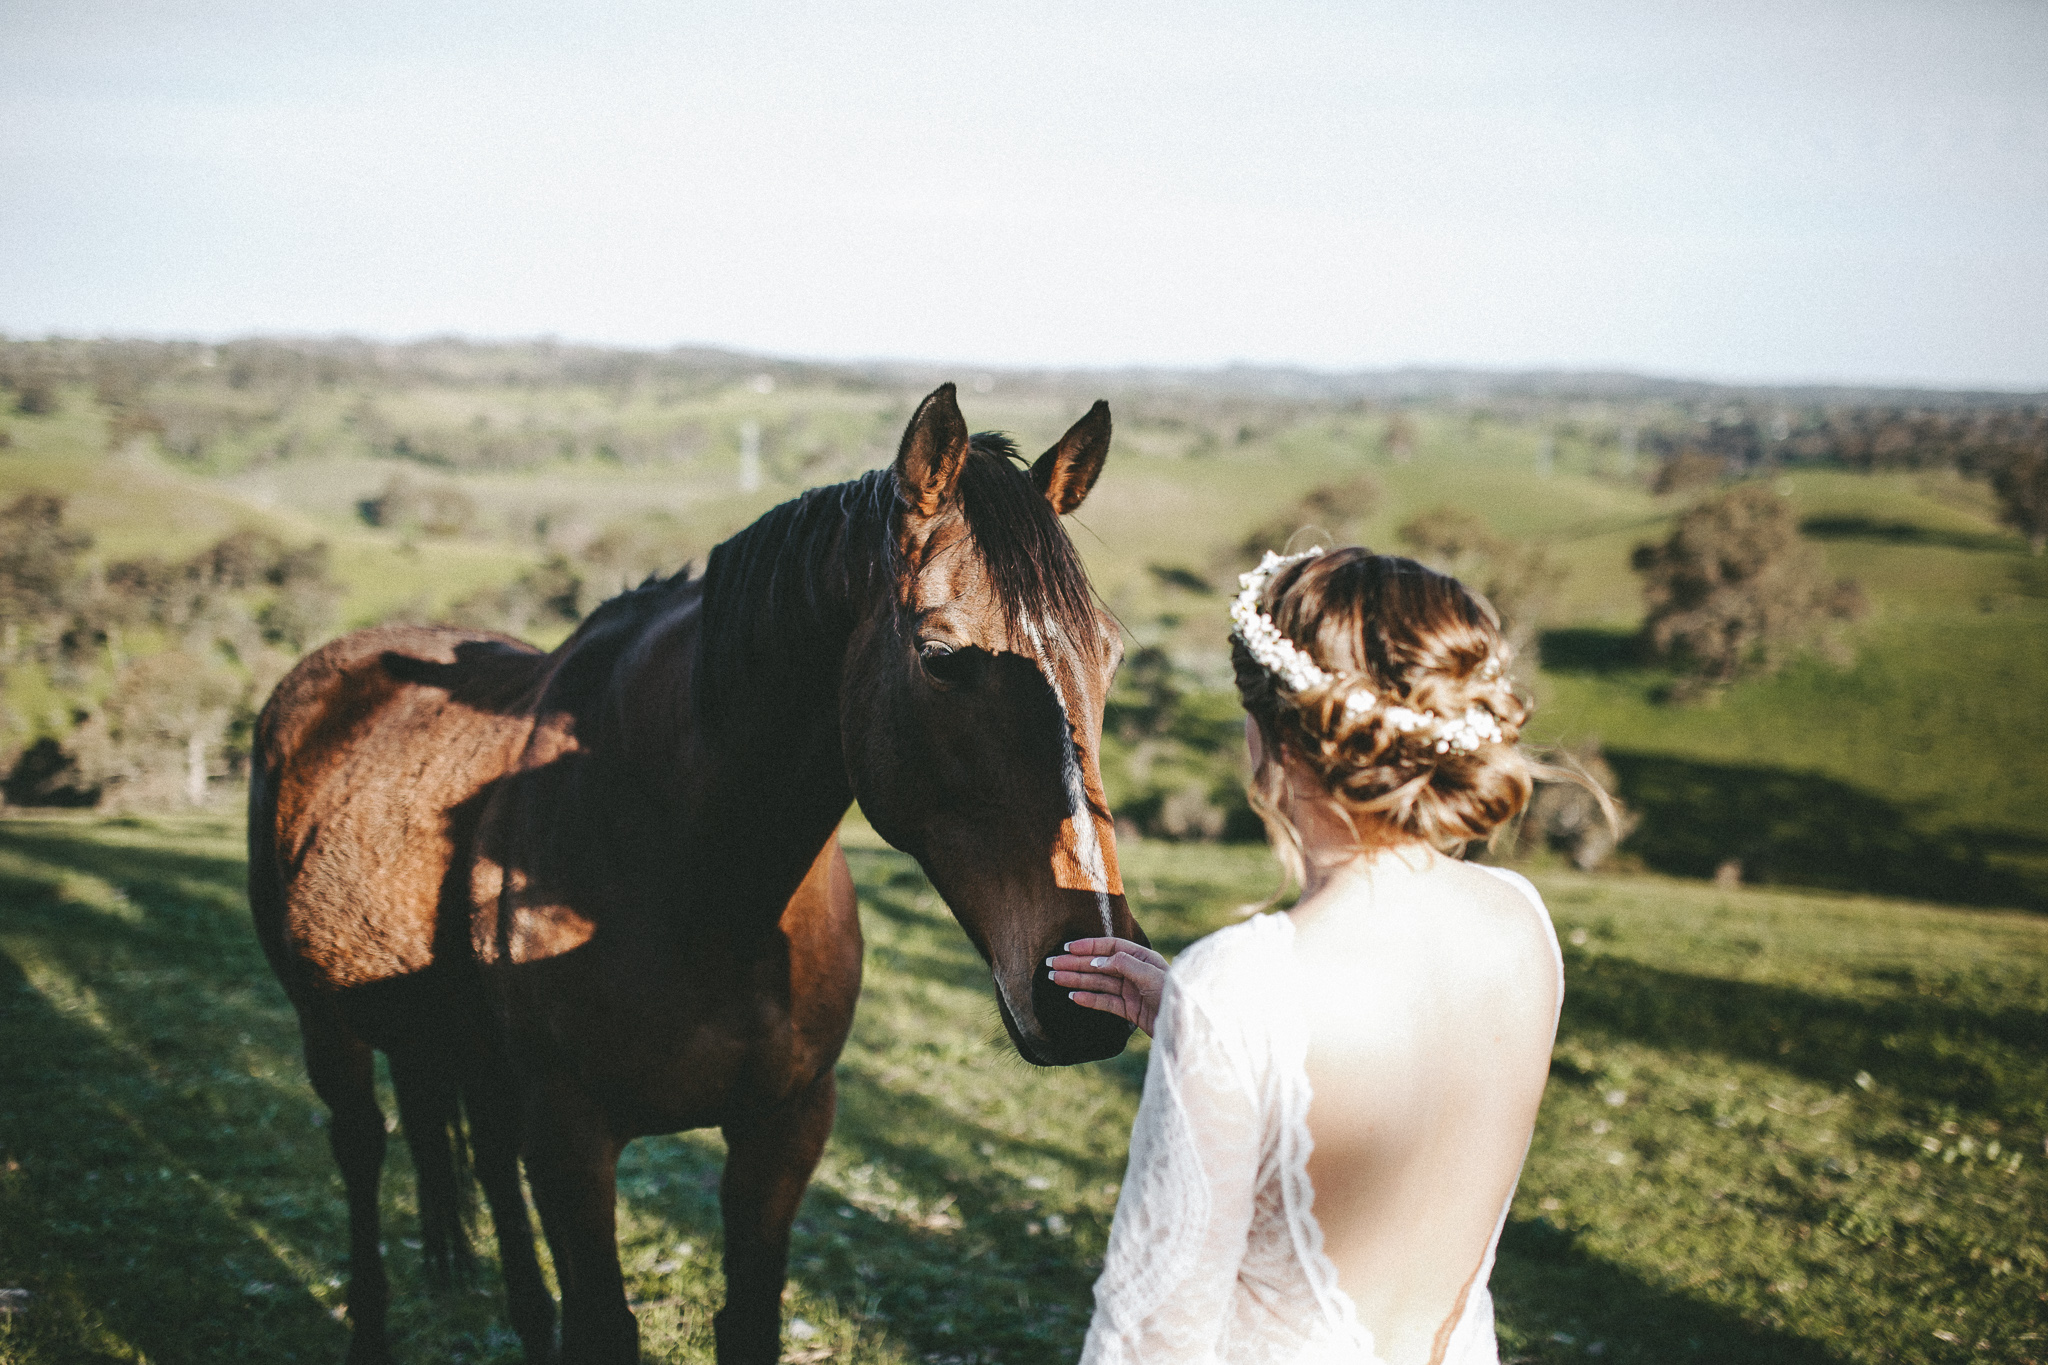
[895,383,971,518]
[1032,400,1111,516]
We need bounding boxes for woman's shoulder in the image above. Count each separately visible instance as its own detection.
[1154,915,1298,1072]
[1466,861,1547,912]
[1416,860,1563,1014]
[1172,912,1292,974]
[1165,914,1295,1012]
[1452,862,1560,968]
[1288,857,1561,1018]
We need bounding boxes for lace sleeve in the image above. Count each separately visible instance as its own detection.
[1081,960,1265,1365]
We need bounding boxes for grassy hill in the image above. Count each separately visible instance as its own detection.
[1,813,2040,1363]
[7,345,2040,908]
[2,343,2044,1363]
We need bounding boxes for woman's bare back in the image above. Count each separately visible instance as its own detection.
[1074,545,1582,1363]
[1292,857,1561,1365]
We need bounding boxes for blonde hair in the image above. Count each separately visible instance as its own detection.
[1232,548,1550,881]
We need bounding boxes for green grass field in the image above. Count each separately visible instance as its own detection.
[2,813,2042,1364]
[4,359,2046,1361]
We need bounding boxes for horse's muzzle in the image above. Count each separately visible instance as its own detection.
[1004,891,1148,1066]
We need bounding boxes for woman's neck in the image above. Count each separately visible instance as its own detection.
[1296,839,1439,901]
[1281,770,1439,903]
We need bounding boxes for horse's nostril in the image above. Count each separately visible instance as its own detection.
[1030,962,1134,1064]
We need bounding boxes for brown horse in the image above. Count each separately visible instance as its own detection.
[247,384,1146,1365]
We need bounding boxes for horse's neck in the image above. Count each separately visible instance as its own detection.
[615,518,873,921]
[691,669,852,859]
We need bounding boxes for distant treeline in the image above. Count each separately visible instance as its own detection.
[0,335,867,397]
[1639,404,2048,475]
[0,337,927,474]
[5,337,2043,477]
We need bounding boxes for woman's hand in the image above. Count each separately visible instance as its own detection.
[1047,938,1170,1037]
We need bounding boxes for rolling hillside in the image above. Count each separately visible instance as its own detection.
[1,340,2043,910]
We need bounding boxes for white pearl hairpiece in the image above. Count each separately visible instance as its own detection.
[1230,549,1344,696]
[1429,706,1506,755]
[1231,548,1508,757]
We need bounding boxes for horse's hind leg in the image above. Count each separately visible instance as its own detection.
[301,1009,396,1365]
[714,1070,837,1365]
[468,1074,558,1362]
[389,1046,476,1289]
[523,1079,635,1365]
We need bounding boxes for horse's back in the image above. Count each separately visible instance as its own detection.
[251,623,547,998]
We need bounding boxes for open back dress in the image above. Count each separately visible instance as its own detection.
[1079,865,1562,1365]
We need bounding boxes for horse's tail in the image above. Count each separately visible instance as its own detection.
[390,1048,477,1289]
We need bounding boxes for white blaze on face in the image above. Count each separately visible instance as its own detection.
[1022,617,1117,937]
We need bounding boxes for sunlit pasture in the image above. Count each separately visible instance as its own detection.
[1,813,2041,1364]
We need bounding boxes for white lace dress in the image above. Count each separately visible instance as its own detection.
[1080,866,1561,1365]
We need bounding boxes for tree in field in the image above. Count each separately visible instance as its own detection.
[1651,450,1728,496]
[69,651,245,807]
[1632,483,1865,689]
[1396,505,1569,663]
[357,472,476,536]
[1989,447,2048,554]
[102,530,341,656]
[10,377,59,416]
[0,493,94,676]
[0,493,91,626]
[1381,413,1418,462]
[3,521,337,807]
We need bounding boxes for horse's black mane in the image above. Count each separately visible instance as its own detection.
[689,434,1102,719]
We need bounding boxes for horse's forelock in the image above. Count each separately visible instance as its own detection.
[949,435,1106,661]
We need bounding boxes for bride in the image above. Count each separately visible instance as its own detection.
[1048,547,1586,1365]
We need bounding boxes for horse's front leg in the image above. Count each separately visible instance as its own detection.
[714,1069,838,1365]
[523,1076,634,1365]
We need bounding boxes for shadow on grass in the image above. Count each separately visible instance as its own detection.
[1538,627,1646,676]
[0,820,519,1364]
[0,822,251,921]
[0,884,350,1362]
[1799,515,2019,555]
[0,819,1896,1365]
[1492,1216,1845,1365]
[608,1040,1856,1365]
[1605,750,2046,912]
[1556,950,2047,1124]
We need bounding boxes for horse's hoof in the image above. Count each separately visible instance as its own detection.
[710,1309,782,1365]
[557,1313,638,1365]
[343,1336,398,1365]
[516,1325,561,1365]
[512,1297,559,1363]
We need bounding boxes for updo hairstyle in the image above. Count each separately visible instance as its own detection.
[1231,548,1534,862]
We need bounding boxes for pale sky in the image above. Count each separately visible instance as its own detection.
[4,0,2045,388]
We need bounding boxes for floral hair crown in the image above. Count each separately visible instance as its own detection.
[1230,548,1506,756]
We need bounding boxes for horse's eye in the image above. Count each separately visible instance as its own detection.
[920,642,976,687]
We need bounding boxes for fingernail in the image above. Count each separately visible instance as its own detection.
[1063,941,1078,951]
[1045,956,1059,966]
[1067,991,1079,1002]
[1091,956,1109,968]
